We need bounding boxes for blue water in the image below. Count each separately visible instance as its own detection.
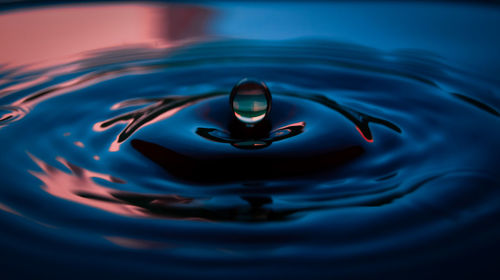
[0,2,499,279]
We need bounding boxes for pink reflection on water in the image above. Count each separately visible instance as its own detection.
[28,153,149,217]
[0,3,213,126]
[0,3,212,70]
[74,141,85,148]
[93,97,209,152]
[28,153,203,220]
[0,203,23,217]
[0,75,49,97]
[0,201,57,228]
[105,236,172,250]
[108,104,187,152]
[277,121,305,130]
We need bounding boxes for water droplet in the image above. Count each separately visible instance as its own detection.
[230,79,271,125]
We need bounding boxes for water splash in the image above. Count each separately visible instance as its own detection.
[0,5,499,278]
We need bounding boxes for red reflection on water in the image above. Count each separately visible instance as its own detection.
[0,3,212,70]
[356,126,374,143]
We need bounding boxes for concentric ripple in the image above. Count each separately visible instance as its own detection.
[0,39,499,278]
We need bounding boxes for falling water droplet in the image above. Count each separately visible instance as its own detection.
[230,79,271,125]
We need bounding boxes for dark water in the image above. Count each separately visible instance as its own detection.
[1,2,500,279]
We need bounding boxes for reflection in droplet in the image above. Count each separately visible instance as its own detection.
[230,79,271,125]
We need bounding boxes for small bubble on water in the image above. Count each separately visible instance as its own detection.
[230,79,271,125]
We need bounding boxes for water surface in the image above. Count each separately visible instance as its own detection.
[0,2,500,279]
